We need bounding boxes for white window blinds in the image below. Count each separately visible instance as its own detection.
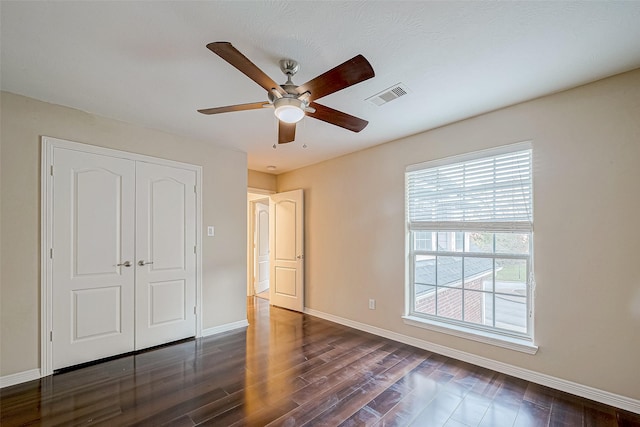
[407,147,532,231]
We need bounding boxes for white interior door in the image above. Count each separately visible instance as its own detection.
[255,201,270,294]
[269,189,304,312]
[134,162,197,350]
[52,148,136,370]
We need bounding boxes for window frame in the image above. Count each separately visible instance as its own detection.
[404,142,537,354]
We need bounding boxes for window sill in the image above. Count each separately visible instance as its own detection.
[402,315,538,355]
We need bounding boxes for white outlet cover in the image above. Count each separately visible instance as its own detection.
[207,226,214,236]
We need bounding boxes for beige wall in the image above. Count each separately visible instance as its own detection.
[277,69,640,399]
[0,92,248,376]
[248,169,276,192]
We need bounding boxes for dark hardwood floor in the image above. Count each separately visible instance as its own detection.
[1,297,639,426]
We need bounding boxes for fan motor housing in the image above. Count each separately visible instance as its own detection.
[266,59,302,102]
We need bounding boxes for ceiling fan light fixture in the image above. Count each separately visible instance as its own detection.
[273,97,305,123]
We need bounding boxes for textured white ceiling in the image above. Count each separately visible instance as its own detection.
[2,1,640,173]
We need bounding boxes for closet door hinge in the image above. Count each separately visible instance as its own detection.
[50,248,54,259]
[194,245,197,254]
[194,185,197,194]
[50,165,54,176]
[193,306,197,315]
[50,331,53,342]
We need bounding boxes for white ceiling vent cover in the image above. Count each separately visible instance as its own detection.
[366,83,410,106]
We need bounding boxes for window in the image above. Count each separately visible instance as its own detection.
[405,144,534,346]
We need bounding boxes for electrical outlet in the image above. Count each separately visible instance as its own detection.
[368,299,376,310]
[207,226,215,237]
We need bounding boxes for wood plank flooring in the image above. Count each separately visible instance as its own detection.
[1,297,639,426]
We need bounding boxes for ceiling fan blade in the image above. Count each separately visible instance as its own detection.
[296,54,374,101]
[207,42,285,95]
[307,102,368,133]
[197,102,269,115]
[278,121,296,144]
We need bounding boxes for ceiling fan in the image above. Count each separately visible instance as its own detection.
[198,42,375,144]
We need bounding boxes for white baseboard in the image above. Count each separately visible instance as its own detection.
[304,307,640,414]
[0,369,41,389]
[200,319,249,337]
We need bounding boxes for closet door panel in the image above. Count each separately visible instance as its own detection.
[52,148,136,370]
[135,162,197,350]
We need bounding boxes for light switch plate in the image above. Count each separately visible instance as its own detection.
[207,226,215,237]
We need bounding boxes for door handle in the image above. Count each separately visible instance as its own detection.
[138,260,154,266]
[297,255,304,260]
[117,261,132,267]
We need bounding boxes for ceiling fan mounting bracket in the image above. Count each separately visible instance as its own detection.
[279,59,299,77]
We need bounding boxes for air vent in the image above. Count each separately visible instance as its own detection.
[366,83,410,106]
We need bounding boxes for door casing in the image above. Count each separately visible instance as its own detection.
[41,136,203,377]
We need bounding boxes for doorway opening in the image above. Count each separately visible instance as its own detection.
[247,188,305,312]
[248,192,271,300]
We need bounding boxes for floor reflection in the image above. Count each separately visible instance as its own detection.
[245,296,303,411]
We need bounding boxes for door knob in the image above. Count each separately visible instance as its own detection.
[138,260,154,266]
[117,261,131,267]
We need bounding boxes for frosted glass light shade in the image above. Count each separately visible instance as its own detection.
[274,98,305,123]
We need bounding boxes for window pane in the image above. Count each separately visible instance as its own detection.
[437,232,464,252]
[464,257,493,291]
[495,282,527,299]
[455,232,464,251]
[436,256,462,287]
[484,293,496,327]
[415,285,435,315]
[414,231,433,251]
[464,290,492,326]
[415,255,435,286]
[495,259,528,296]
[466,232,494,253]
[495,294,527,333]
[436,287,462,321]
[437,232,450,251]
[495,233,530,254]
[413,232,422,251]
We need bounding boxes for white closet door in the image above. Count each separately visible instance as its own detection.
[52,148,136,370]
[134,162,197,350]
